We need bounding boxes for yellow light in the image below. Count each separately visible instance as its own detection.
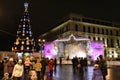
[26,37,29,39]
[38,39,41,42]
[16,41,19,45]
[16,39,19,45]
[43,39,45,42]
[22,33,25,36]
[22,41,24,44]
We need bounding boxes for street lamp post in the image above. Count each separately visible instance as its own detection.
[38,39,45,57]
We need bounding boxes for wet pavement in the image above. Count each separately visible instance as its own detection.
[47,65,120,80]
[106,66,120,80]
[0,64,120,80]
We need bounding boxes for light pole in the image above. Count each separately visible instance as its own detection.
[38,39,45,57]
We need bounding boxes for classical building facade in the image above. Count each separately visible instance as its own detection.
[39,13,120,59]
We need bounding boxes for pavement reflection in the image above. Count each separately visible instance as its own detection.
[47,65,120,80]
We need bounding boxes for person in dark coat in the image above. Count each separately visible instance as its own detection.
[7,58,15,78]
[54,58,57,71]
[59,57,62,66]
[83,57,88,71]
[41,58,47,80]
[0,60,4,78]
[3,59,8,74]
[98,55,108,80]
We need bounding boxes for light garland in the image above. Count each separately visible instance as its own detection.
[55,34,89,42]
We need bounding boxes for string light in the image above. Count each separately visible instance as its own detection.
[22,41,24,44]
[55,34,89,42]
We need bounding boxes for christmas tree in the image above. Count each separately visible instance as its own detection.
[12,2,34,58]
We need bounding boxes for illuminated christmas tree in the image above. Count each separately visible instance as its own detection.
[12,2,34,57]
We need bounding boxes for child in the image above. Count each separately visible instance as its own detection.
[92,64,103,80]
[29,70,37,80]
[1,73,11,80]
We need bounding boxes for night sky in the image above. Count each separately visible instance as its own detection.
[0,0,120,51]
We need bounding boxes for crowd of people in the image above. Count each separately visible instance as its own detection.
[0,55,108,80]
[0,56,57,80]
[71,55,108,80]
[93,55,108,80]
[72,57,88,73]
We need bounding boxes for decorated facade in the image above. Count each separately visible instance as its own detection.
[39,13,120,60]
